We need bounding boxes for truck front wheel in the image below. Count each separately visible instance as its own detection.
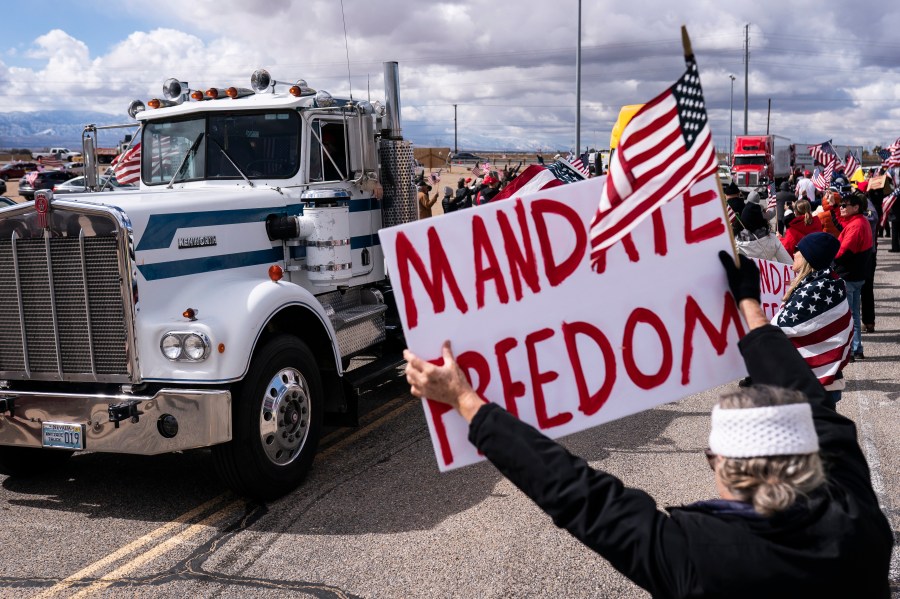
[212,335,323,501]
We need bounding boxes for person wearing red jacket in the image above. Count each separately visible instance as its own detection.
[835,191,873,359]
[781,199,822,256]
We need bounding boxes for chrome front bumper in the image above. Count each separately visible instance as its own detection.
[0,388,231,454]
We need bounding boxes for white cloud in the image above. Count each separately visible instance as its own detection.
[3,0,900,150]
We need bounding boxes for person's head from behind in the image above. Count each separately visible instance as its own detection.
[708,386,825,517]
[740,203,768,234]
[794,199,813,225]
[458,178,466,188]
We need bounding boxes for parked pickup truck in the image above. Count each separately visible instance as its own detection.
[32,147,79,161]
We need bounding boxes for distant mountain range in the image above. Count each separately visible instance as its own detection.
[0,110,551,153]
[0,111,135,150]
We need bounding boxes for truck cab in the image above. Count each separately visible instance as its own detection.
[0,63,415,500]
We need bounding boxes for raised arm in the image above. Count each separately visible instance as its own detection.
[717,252,877,497]
[404,343,694,596]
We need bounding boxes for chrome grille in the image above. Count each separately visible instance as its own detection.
[0,207,132,382]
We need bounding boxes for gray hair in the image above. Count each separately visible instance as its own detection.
[715,385,825,517]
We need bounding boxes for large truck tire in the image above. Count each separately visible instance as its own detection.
[0,447,73,477]
[212,334,323,501]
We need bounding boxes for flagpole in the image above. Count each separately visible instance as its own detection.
[575,0,582,158]
[682,26,740,266]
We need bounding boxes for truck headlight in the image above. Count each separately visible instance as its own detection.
[160,332,211,362]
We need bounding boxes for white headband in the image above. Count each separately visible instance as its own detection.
[709,403,819,458]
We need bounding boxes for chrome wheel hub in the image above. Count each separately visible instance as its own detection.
[259,367,311,466]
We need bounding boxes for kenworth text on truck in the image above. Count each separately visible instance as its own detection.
[0,62,418,500]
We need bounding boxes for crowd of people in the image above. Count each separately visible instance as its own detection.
[415,162,524,218]
[404,153,895,594]
[726,165,895,363]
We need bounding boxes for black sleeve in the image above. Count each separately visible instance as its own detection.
[469,403,695,596]
[737,325,878,501]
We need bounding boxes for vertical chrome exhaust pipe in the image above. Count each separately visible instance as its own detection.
[383,62,402,140]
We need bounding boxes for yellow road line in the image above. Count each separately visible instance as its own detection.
[319,395,408,446]
[31,494,230,599]
[34,395,417,597]
[67,500,244,599]
[318,399,417,459]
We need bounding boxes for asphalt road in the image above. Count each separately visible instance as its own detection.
[0,239,897,598]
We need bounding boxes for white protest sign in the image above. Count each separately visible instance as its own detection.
[753,257,794,321]
[380,175,749,471]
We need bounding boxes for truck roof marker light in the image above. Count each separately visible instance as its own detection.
[289,80,314,97]
[183,308,197,321]
[251,68,273,93]
[206,88,223,99]
[190,90,204,101]
[127,99,146,119]
[268,265,284,281]
[148,98,177,109]
[218,343,225,354]
[226,87,253,99]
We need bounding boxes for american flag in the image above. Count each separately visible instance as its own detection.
[471,162,490,177]
[589,33,717,262]
[569,157,590,176]
[844,148,860,177]
[775,267,852,385]
[766,195,776,210]
[881,138,900,168]
[882,189,898,228]
[491,160,584,202]
[811,160,836,192]
[38,157,65,169]
[112,142,141,185]
[726,203,736,225]
[808,140,840,168]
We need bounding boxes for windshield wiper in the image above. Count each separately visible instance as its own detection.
[210,138,254,187]
[167,131,205,189]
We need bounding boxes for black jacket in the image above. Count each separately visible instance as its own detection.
[468,325,892,598]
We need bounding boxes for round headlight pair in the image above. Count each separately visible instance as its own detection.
[160,332,211,361]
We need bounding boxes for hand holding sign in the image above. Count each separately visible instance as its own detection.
[404,341,486,423]
[718,251,761,302]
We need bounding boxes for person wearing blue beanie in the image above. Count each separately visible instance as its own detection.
[796,232,841,270]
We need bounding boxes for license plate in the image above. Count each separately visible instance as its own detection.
[41,422,85,450]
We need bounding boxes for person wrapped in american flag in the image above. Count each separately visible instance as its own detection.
[774,232,851,409]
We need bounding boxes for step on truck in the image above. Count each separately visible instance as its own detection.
[0,62,417,500]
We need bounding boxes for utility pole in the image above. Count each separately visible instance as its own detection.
[743,23,749,135]
[453,104,458,153]
[729,74,736,163]
[575,0,582,156]
[766,98,771,135]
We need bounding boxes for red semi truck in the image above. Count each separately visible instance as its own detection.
[731,134,791,192]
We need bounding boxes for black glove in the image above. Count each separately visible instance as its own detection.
[718,250,760,303]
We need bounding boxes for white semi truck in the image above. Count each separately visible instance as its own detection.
[0,62,417,500]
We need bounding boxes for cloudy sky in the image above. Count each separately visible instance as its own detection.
[1,0,899,152]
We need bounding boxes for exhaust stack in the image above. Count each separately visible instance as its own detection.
[383,62,402,140]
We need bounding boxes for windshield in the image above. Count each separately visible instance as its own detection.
[733,155,766,166]
[142,111,300,185]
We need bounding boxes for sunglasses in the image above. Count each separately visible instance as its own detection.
[704,448,717,471]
